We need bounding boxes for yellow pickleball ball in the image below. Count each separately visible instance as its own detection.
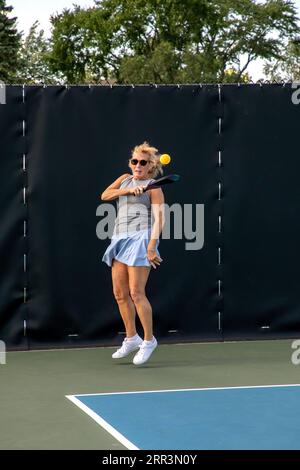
[160,153,171,165]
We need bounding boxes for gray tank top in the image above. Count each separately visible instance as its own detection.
[113,175,155,236]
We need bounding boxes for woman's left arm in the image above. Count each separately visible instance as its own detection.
[148,188,165,252]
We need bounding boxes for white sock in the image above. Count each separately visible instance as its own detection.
[127,334,139,342]
[144,337,155,345]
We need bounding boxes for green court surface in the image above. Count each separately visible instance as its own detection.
[0,339,299,449]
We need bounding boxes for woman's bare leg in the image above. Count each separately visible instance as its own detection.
[111,259,137,337]
[128,266,153,341]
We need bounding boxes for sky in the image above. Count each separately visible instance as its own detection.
[7,0,300,81]
[8,0,95,35]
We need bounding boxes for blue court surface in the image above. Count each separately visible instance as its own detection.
[66,385,300,450]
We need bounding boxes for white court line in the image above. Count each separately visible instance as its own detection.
[66,395,139,450]
[70,383,300,397]
[67,384,300,449]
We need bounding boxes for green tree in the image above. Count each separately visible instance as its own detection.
[0,0,21,82]
[49,6,87,83]
[263,38,300,81]
[48,0,300,84]
[16,21,64,84]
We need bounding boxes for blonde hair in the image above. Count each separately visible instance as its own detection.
[129,141,163,178]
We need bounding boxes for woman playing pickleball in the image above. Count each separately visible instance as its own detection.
[101,142,165,365]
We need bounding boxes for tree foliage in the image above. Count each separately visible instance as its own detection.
[16,21,64,84]
[47,0,300,84]
[2,0,299,84]
[263,38,300,81]
[0,0,21,82]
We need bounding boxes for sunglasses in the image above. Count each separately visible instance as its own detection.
[130,158,149,166]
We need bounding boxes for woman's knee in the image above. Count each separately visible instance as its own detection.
[113,289,130,303]
[130,289,145,304]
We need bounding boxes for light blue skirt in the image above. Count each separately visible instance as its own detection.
[102,229,160,267]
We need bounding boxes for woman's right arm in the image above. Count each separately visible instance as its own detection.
[101,174,147,201]
[100,174,132,201]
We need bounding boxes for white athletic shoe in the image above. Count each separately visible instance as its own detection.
[112,335,143,359]
[133,337,158,365]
